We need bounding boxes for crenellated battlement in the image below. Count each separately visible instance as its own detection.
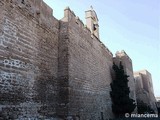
[101,43,113,57]
[63,6,76,20]
[4,0,53,18]
[3,0,59,31]
[62,7,85,28]
[75,16,84,28]
[61,6,113,57]
[3,0,113,58]
[1,0,156,119]
[62,7,92,33]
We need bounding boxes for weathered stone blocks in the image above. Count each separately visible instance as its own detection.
[0,0,59,119]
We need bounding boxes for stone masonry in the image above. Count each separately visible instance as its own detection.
[0,0,157,119]
[0,0,59,119]
[113,51,137,102]
[58,7,114,120]
[134,70,157,113]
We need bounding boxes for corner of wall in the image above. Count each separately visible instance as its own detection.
[61,7,76,22]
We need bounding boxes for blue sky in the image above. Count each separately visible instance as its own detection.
[44,0,160,97]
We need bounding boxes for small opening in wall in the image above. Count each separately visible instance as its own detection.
[76,21,79,25]
[101,112,104,120]
[21,0,24,4]
[36,10,40,16]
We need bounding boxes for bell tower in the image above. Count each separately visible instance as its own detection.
[85,6,99,39]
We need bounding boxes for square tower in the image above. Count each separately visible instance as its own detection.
[85,6,99,39]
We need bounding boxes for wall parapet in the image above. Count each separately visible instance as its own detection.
[62,6,113,57]
[64,6,76,20]
[75,16,84,28]
[100,41,113,57]
[4,0,59,31]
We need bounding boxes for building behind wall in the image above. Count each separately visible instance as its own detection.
[134,70,157,113]
[113,50,137,103]
[0,0,157,119]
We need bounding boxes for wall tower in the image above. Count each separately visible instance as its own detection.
[85,6,99,39]
[113,50,137,108]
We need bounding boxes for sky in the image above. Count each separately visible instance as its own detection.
[43,0,160,97]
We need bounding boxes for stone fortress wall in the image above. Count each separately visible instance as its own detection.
[113,51,136,102]
[58,7,114,119]
[134,70,157,113]
[0,0,157,119]
[0,0,60,119]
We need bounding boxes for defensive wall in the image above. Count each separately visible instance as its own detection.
[0,0,157,119]
[113,50,136,102]
[0,0,59,119]
[134,70,157,113]
[0,0,114,119]
[58,7,114,119]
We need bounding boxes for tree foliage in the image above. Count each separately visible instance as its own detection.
[110,62,136,117]
[137,99,155,114]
